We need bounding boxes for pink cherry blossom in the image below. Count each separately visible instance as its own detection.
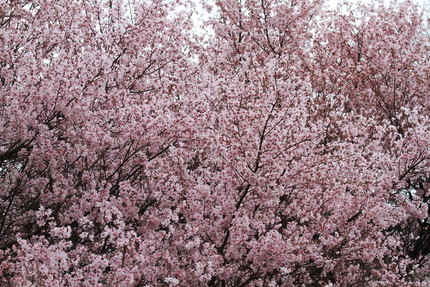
[1,0,430,286]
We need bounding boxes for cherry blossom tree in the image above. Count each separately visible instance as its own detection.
[310,1,430,281]
[0,0,430,286]
[0,0,200,285]
[192,0,430,285]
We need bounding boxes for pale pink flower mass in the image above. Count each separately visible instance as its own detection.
[0,0,430,286]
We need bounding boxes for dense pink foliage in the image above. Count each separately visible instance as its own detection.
[1,0,430,285]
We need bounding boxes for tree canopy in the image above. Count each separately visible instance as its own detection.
[1,0,430,286]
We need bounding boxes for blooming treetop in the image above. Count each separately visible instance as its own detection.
[0,0,430,286]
